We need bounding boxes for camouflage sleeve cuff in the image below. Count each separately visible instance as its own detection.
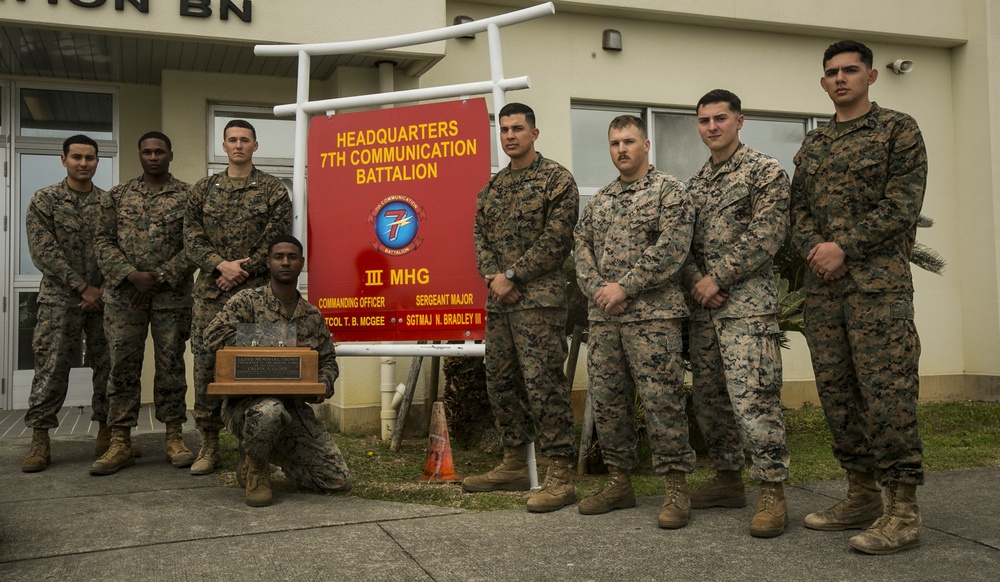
[618,279,637,299]
[833,236,860,260]
[207,254,226,275]
[68,274,87,294]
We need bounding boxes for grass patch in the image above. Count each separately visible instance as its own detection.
[215,401,1000,510]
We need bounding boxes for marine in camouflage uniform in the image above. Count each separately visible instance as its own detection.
[791,40,926,554]
[465,103,579,513]
[185,120,292,474]
[203,236,350,507]
[575,115,695,527]
[92,131,197,473]
[684,142,790,485]
[22,135,110,473]
[683,90,791,537]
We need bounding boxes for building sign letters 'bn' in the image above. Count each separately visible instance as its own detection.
[17,0,253,23]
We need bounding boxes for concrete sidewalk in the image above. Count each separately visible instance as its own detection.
[1,431,998,581]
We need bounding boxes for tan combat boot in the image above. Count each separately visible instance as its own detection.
[750,481,788,538]
[579,466,636,515]
[90,427,136,475]
[461,445,530,492]
[22,428,51,473]
[848,482,922,555]
[527,457,576,513]
[96,422,143,458]
[245,456,273,507]
[658,470,691,529]
[95,422,111,456]
[690,470,747,508]
[804,470,882,530]
[190,429,222,475]
[165,421,195,468]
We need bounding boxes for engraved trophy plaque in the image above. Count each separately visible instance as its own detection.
[207,323,326,398]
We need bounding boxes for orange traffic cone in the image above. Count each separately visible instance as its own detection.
[418,401,462,483]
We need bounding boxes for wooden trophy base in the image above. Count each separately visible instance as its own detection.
[207,346,326,398]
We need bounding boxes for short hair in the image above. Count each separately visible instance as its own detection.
[224,119,257,140]
[608,115,647,139]
[697,89,742,115]
[269,234,303,255]
[823,40,874,69]
[498,102,535,128]
[138,131,172,151]
[63,134,98,156]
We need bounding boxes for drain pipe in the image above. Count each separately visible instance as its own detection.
[380,357,397,440]
[376,61,397,441]
[377,60,395,107]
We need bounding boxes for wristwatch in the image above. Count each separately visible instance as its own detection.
[504,268,518,283]
[155,272,167,285]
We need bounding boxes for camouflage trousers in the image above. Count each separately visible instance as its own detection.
[104,302,191,428]
[191,296,229,432]
[224,397,351,493]
[588,318,694,475]
[689,313,789,482]
[804,290,923,485]
[25,304,109,429]
[485,308,576,458]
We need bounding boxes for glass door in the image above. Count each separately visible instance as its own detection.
[7,84,117,409]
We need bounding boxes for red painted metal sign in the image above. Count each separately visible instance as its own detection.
[307,98,490,341]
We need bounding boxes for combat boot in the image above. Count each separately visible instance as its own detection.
[164,421,195,468]
[95,422,111,456]
[804,470,882,530]
[245,456,273,507]
[658,470,691,529]
[96,422,143,458]
[579,466,636,515]
[461,445,530,492]
[750,481,788,538]
[22,428,51,473]
[90,427,136,475]
[190,429,222,475]
[527,457,576,513]
[848,482,921,555]
[690,470,747,508]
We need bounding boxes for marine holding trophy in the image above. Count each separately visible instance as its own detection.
[203,234,351,507]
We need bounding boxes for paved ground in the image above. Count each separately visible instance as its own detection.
[1,429,998,581]
[0,405,165,440]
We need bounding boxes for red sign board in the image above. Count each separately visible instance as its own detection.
[307,98,490,341]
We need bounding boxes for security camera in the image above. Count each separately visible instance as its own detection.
[887,59,915,75]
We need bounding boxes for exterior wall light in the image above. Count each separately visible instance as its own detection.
[602,29,622,51]
[454,15,476,39]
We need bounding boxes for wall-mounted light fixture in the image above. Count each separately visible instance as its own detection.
[886,58,915,75]
[454,15,476,39]
[602,29,622,51]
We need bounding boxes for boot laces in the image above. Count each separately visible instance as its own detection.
[666,475,685,504]
[760,487,776,509]
[597,476,622,499]
[29,440,46,456]
[869,486,896,530]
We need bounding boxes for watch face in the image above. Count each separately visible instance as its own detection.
[505,269,515,280]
